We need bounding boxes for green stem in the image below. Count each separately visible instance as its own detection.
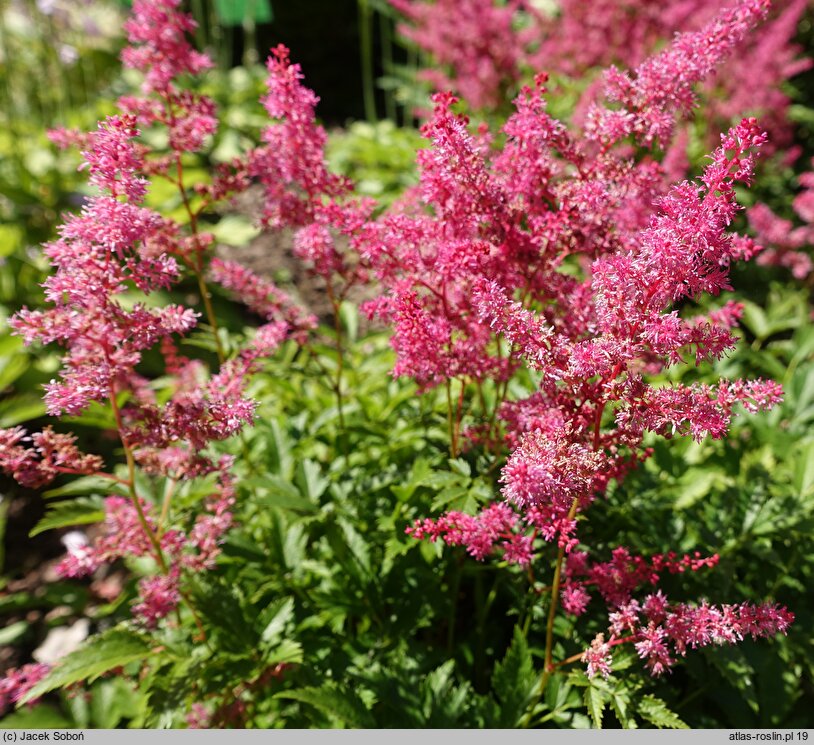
[109,393,168,573]
[519,496,580,728]
[326,284,347,437]
[358,0,377,123]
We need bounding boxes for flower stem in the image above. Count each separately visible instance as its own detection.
[108,392,168,573]
[519,496,580,728]
[326,283,346,438]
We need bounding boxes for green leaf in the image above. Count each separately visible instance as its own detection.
[276,685,374,728]
[0,620,28,646]
[491,627,537,727]
[793,440,814,497]
[637,695,688,729]
[584,685,607,730]
[44,475,122,499]
[339,301,359,343]
[0,394,46,427]
[214,0,272,24]
[0,705,71,729]
[265,638,303,666]
[259,597,295,644]
[29,496,104,537]
[19,628,154,705]
[210,215,261,246]
[0,353,29,391]
[295,459,329,501]
[742,301,769,340]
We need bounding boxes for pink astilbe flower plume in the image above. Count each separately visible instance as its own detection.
[394,0,793,676]
[748,158,814,280]
[392,0,809,160]
[3,0,296,629]
[250,44,351,230]
[389,0,546,111]
[0,426,103,489]
[0,664,50,714]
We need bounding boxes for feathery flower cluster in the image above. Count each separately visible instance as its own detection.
[390,0,809,156]
[5,0,309,629]
[562,548,720,613]
[748,160,814,279]
[389,0,545,110]
[390,0,792,674]
[584,595,794,678]
[407,502,533,565]
[0,664,50,715]
[250,44,351,230]
[251,45,373,306]
[0,426,103,488]
[209,257,317,342]
[4,0,796,703]
[585,0,770,146]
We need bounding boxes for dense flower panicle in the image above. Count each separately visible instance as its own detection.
[133,569,181,627]
[121,0,212,94]
[57,496,155,578]
[547,0,809,152]
[585,0,771,146]
[391,0,807,158]
[251,44,351,229]
[0,426,103,488]
[388,2,783,608]
[57,467,236,618]
[406,502,533,565]
[0,664,50,714]
[6,0,278,631]
[389,0,544,110]
[562,548,721,612]
[748,160,814,279]
[82,114,148,201]
[501,430,601,548]
[582,634,614,679]
[583,597,794,678]
[208,257,317,341]
[4,0,795,684]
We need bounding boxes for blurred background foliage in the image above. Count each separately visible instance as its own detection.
[1,0,814,729]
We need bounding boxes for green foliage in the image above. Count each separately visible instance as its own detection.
[1,5,813,728]
[327,121,423,205]
[4,283,814,728]
[21,629,153,705]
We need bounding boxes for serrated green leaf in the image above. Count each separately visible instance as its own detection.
[585,685,607,729]
[30,496,104,537]
[265,638,303,666]
[637,695,688,729]
[276,685,374,728]
[611,690,637,729]
[19,628,154,705]
[492,627,537,727]
[44,475,123,499]
[295,459,328,501]
[259,597,294,644]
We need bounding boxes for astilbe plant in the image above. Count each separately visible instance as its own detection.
[362,0,794,687]
[0,0,800,727]
[0,0,311,707]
